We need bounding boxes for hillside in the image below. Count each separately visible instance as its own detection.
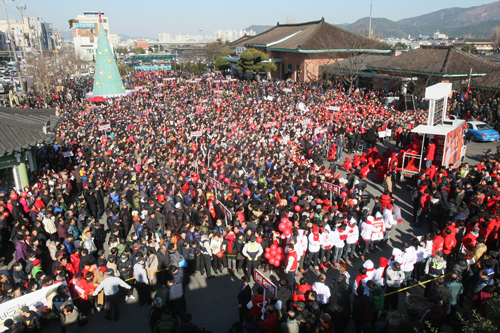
[398,1,500,28]
[243,25,274,35]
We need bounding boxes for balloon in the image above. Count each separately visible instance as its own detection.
[20,192,27,199]
[270,249,277,256]
[295,205,301,212]
[192,177,198,183]
[312,182,317,187]
[181,172,186,177]
[286,221,293,229]
[271,244,277,250]
[245,190,251,196]
[316,198,323,204]
[274,261,280,267]
[277,247,283,253]
[292,197,298,202]
[10,193,18,201]
[224,177,230,183]
[2,212,8,218]
[341,192,348,198]
[216,251,223,258]
[212,162,217,168]
[279,223,286,232]
[219,174,224,180]
[349,200,355,207]
[275,254,282,261]
[284,230,291,237]
[265,247,270,252]
[269,259,275,266]
[256,237,263,244]
[265,252,271,259]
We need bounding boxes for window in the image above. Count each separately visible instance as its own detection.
[102,19,107,23]
[90,29,95,34]
[82,29,87,34]
[87,49,92,54]
[476,124,492,130]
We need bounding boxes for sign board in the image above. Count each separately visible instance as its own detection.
[75,23,96,28]
[322,181,340,194]
[0,282,69,332]
[282,88,292,93]
[229,123,238,129]
[62,151,74,157]
[327,106,341,111]
[219,202,232,222]
[236,47,246,55]
[214,90,222,94]
[264,121,278,129]
[377,129,392,138]
[300,119,311,126]
[316,128,328,135]
[209,177,222,190]
[178,119,185,125]
[371,219,385,241]
[99,124,111,131]
[191,131,203,137]
[254,269,277,297]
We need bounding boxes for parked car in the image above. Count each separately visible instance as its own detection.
[466,121,500,142]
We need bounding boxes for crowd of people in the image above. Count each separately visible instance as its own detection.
[0,69,498,333]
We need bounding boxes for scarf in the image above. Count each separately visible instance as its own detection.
[225,233,235,253]
[356,273,368,286]
[313,232,319,242]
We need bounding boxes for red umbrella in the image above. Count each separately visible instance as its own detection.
[90,96,106,102]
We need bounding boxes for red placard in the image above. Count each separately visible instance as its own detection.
[322,182,340,194]
[254,269,277,297]
[209,177,222,190]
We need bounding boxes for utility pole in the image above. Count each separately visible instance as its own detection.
[2,0,25,92]
[368,0,373,39]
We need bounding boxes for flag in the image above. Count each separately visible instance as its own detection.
[465,67,472,99]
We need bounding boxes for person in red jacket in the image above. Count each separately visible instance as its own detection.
[248,287,270,319]
[292,277,312,307]
[432,230,444,256]
[425,139,436,169]
[258,305,278,332]
[462,226,480,251]
[442,229,456,259]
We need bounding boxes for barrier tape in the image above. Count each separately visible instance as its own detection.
[384,272,452,297]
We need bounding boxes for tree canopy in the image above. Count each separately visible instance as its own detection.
[131,47,146,55]
[215,51,231,71]
[237,49,276,75]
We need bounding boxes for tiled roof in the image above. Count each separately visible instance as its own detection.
[0,107,60,156]
[367,46,497,75]
[231,18,390,52]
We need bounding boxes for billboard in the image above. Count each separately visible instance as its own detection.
[443,125,464,168]
[75,23,96,28]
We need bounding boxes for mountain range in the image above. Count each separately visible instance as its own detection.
[244,1,500,39]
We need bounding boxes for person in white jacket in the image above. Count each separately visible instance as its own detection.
[344,218,359,264]
[296,229,308,273]
[319,225,335,271]
[401,242,418,286]
[305,225,321,272]
[382,204,396,248]
[332,223,347,267]
[312,274,331,307]
[373,257,389,287]
[385,262,405,310]
[360,216,381,261]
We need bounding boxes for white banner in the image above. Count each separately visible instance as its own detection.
[0,282,69,331]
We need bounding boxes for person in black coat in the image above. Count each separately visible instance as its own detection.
[156,244,171,287]
[237,276,252,323]
[276,279,293,319]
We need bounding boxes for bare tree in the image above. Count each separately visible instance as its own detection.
[491,26,500,49]
[24,48,88,107]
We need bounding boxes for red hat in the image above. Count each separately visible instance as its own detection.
[99,266,107,273]
[379,257,389,268]
[313,225,319,233]
[33,259,41,266]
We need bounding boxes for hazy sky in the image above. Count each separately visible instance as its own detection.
[5,0,495,38]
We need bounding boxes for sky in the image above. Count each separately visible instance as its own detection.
[4,0,496,38]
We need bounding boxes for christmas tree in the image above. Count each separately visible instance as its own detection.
[90,22,126,96]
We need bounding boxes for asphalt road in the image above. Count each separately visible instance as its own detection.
[41,138,498,333]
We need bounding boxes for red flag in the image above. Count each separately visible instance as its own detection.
[465,67,472,99]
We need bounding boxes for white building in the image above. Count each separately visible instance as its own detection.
[72,11,111,61]
[158,32,172,43]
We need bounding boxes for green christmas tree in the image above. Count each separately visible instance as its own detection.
[91,23,125,96]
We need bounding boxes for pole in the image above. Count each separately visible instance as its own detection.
[368,0,373,39]
[261,289,266,320]
[3,0,25,92]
